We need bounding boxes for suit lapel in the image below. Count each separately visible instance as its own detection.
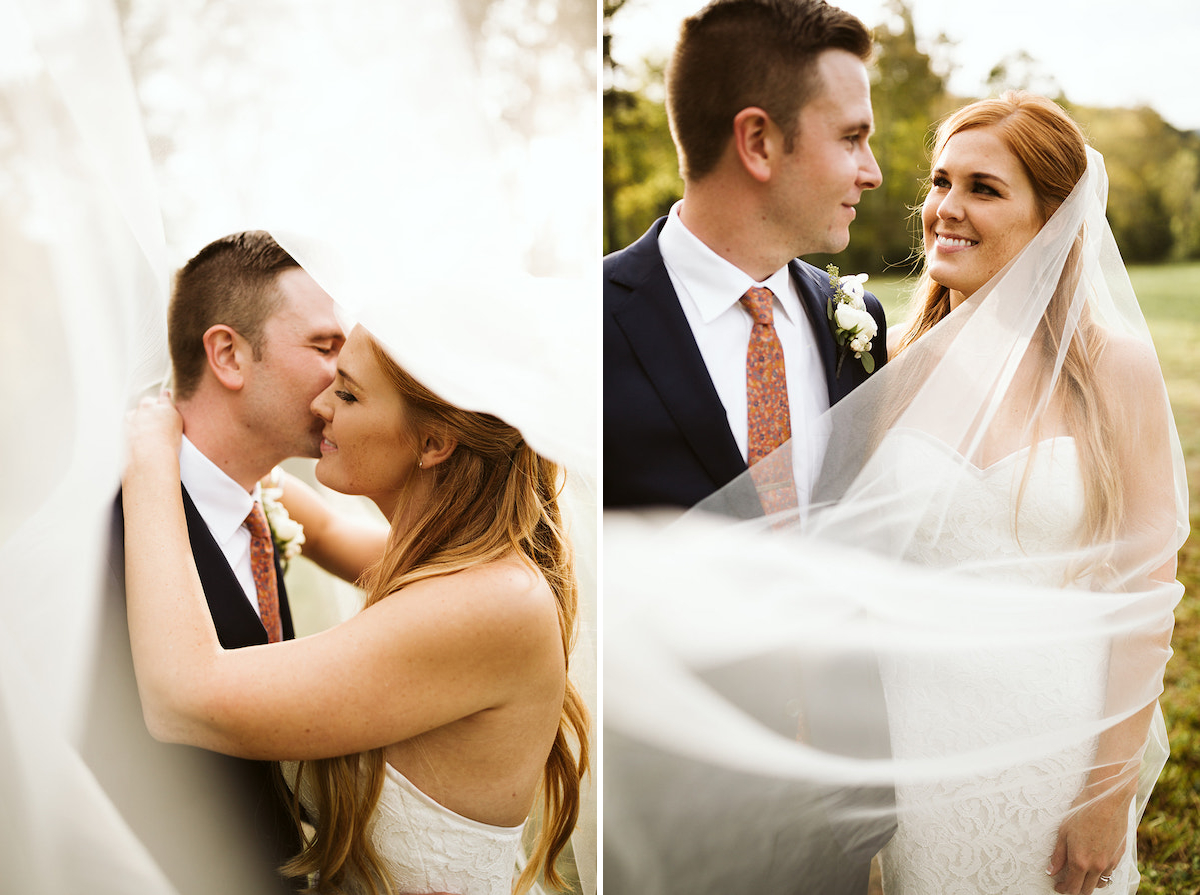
[788,260,855,405]
[182,486,273,649]
[274,550,295,640]
[609,222,747,487]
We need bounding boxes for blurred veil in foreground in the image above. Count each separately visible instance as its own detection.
[0,0,596,891]
[605,146,1187,894]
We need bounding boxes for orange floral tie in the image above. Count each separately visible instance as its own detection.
[740,286,797,514]
[245,502,282,643]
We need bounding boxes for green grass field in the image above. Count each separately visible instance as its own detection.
[870,263,1200,892]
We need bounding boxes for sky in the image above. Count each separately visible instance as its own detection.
[608,0,1200,133]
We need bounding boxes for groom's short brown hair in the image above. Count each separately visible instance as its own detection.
[666,0,872,181]
[168,230,299,401]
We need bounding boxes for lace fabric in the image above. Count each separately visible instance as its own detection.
[885,428,1085,584]
[874,428,1138,894]
[285,762,524,895]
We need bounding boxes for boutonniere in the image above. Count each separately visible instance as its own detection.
[825,264,877,376]
[260,467,305,571]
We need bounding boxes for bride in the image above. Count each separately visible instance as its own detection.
[605,91,1186,895]
[123,322,590,895]
[871,92,1181,895]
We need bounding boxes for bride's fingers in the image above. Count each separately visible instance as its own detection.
[1080,868,1104,895]
[1047,836,1067,878]
[1054,859,1085,894]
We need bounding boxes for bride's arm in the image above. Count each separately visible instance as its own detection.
[124,398,561,760]
[1049,338,1181,895]
[267,470,388,583]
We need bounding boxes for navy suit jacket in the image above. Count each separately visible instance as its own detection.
[604,216,888,511]
[82,486,302,895]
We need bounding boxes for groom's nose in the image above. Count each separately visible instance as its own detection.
[858,144,882,191]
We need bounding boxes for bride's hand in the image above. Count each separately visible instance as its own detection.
[1047,779,1133,895]
[124,392,183,481]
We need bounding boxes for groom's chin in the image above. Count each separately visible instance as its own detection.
[299,430,325,459]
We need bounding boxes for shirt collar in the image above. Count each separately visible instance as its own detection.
[179,434,259,546]
[659,201,800,326]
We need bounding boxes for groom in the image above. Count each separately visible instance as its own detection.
[604,0,887,513]
[86,231,345,895]
[604,1,893,892]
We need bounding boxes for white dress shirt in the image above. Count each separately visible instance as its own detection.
[178,434,264,618]
[658,202,830,502]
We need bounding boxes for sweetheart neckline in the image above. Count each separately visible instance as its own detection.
[890,427,1077,475]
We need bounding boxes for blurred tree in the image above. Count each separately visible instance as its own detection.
[1160,148,1200,261]
[806,0,953,274]
[985,50,1062,99]
[1072,104,1200,263]
[603,1,681,254]
[603,71,681,254]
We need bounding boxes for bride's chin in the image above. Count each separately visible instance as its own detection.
[313,460,352,496]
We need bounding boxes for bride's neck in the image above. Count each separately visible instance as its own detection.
[372,475,435,532]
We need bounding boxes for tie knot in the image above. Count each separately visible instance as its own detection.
[245,502,271,541]
[740,286,776,325]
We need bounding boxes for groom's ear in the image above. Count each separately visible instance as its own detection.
[202,324,248,391]
[417,430,458,470]
[731,106,776,184]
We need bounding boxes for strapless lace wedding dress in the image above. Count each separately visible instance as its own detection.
[876,429,1139,895]
[286,762,524,895]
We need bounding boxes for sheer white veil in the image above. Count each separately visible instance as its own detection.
[0,0,595,891]
[605,146,1187,892]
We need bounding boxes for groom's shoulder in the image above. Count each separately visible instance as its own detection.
[605,217,669,293]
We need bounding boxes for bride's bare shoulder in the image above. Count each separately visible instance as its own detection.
[384,556,558,633]
[887,318,915,360]
[1094,330,1163,390]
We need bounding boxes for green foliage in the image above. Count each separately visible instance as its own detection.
[603,0,681,254]
[603,84,683,254]
[1070,106,1200,263]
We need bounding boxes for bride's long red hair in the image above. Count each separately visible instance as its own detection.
[283,335,590,894]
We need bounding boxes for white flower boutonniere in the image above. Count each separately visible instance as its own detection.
[825,263,877,376]
[261,468,305,571]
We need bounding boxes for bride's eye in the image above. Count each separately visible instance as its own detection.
[334,389,357,404]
